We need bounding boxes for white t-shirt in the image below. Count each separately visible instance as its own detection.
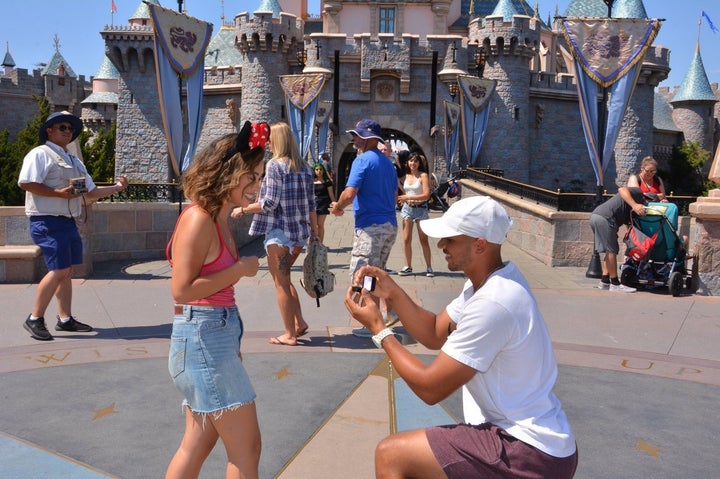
[18,142,95,218]
[442,261,576,458]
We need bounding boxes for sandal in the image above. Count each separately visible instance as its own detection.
[268,336,297,346]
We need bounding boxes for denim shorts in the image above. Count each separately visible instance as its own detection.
[263,227,305,251]
[169,305,256,415]
[400,203,429,221]
[29,215,83,270]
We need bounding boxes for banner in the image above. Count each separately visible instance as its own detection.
[149,3,213,176]
[561,18,661,187]
[443,100,460,172]
[458,75,496,167]
[279,74,327,161]
[313,100,333,164]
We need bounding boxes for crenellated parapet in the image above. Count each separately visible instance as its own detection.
[471,14,540,59]
[638,45,670,87]
[235,11,303,54]
[101,25,155,74]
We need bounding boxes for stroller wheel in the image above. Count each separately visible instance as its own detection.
[669,271,683,297]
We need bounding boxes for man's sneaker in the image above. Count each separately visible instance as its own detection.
[351,327,373,338]
[398,266,413,276]
[596,281,610,290]
[55,316,93,332]
[24,316,53,341]
[426,268,435,277]
[609,283,636,293]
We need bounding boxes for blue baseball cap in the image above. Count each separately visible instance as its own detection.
[346,119,384,142]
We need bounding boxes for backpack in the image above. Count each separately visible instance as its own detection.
[300,240,335,307]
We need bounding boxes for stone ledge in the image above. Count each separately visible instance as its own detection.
[0,245,41,259]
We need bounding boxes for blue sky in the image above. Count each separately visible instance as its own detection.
[0,1,718,90]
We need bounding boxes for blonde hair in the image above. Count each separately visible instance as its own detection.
[269,122,303,172]
[181,134,264,221]
[640,156,658,171]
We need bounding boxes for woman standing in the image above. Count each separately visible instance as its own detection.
[234,122,318,346]
[164,124,267,479]
[627,156,667,202]
[313,162,336,243]
[397,153,433,277]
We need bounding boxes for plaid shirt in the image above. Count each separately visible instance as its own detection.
[249,158,316,243]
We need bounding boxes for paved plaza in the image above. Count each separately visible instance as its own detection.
[1,205,719,478]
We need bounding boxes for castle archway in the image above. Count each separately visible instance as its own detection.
[335,128,426,195]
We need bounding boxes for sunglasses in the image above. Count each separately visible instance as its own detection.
[55,125,75,133]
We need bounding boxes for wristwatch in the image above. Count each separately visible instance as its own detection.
[372,327,395,349]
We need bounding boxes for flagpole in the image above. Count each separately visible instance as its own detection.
[177,0,185,215]
[586,0,615,279]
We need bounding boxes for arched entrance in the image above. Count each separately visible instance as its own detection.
[335,128,426,194]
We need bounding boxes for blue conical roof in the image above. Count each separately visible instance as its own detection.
[3,44,15,68]
[94,56,119,80]
[565,0,647,18]
[131,0,160,21]
[205,25,243,68]
[490,0,523,21]
[672,47,717,103]
[256,0,282,18]
[42,50,76,77]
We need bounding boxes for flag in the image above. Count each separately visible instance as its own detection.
[702,11,718,33]
[111,0,117,13]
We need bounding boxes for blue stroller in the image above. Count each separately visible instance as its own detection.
[620,202,699,296]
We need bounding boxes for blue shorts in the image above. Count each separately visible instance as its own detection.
[263,227,305,251]
[400,203,429,221]
[169,305,256,415]
[29,215,83,270]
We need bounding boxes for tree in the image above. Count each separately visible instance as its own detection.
[666,141,712,197]
[0,96,50,206]
[78,122,117,182]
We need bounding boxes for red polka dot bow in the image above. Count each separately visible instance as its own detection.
[249,122,269,150]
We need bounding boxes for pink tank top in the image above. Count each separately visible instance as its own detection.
[166,206,237,307]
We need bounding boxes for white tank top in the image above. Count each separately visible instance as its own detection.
[403,176,423,197]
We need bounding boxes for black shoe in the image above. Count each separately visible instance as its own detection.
[24,316,54,341]
[55,316,93,332]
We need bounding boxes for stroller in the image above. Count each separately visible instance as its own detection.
[428,173,461,212]
[620,202,699,296]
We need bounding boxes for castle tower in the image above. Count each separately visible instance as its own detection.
[2,42,15,76]
[101,0,169,182]
[670,45,718,153]
[41,35,87,117]
[81,56,119,132]
[471,2,540,182]
[235,2,303,125]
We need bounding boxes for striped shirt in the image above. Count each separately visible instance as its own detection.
[249,158,316,243]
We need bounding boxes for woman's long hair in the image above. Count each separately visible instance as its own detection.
[269,122,303,172]
[313,162,331,183]
[181,133,265,221]
[405,152,429,175]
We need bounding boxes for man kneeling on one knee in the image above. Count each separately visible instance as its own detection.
[344,196,578,479]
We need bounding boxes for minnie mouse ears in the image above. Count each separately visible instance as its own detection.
[236,121,270,155]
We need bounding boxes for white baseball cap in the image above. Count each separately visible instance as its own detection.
[420,196,512,244]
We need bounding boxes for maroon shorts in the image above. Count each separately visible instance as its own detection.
[426,423,578,479]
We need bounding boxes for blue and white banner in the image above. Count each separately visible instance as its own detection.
[458,75,496,167]
[313,100,333,164]
[149,3,213,176]
[561,18,661,187]
[279,74,327,161]
[443,100,460,172]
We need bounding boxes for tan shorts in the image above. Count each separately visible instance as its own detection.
[349,222,397,278]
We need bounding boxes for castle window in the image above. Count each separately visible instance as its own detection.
[379,7,395,34]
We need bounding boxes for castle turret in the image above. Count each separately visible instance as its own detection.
[236,3,303,125]
[101,0,167,181]
[670,45,718,152]
[2,42,15,76]
[471,4,540,181]
[41,35,87,118]
[81,56,119,131]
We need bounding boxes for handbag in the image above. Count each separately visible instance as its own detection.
[624,224,659,262]
[300,239,335,307]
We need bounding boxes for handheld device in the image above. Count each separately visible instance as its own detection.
[363,275,376,292]
[69,177,88,194]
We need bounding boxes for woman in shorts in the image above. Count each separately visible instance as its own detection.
[397,152,434,277]
[165,124,267,479]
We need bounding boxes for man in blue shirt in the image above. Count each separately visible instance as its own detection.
[331,119,398,337]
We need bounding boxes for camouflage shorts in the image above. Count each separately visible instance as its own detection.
[349,222,398,278]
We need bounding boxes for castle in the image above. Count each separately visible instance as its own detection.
[1,0,718,195]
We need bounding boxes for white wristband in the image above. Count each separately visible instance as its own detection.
[372,328,395,349]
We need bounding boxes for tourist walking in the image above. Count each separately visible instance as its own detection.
[397,152,433,277]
